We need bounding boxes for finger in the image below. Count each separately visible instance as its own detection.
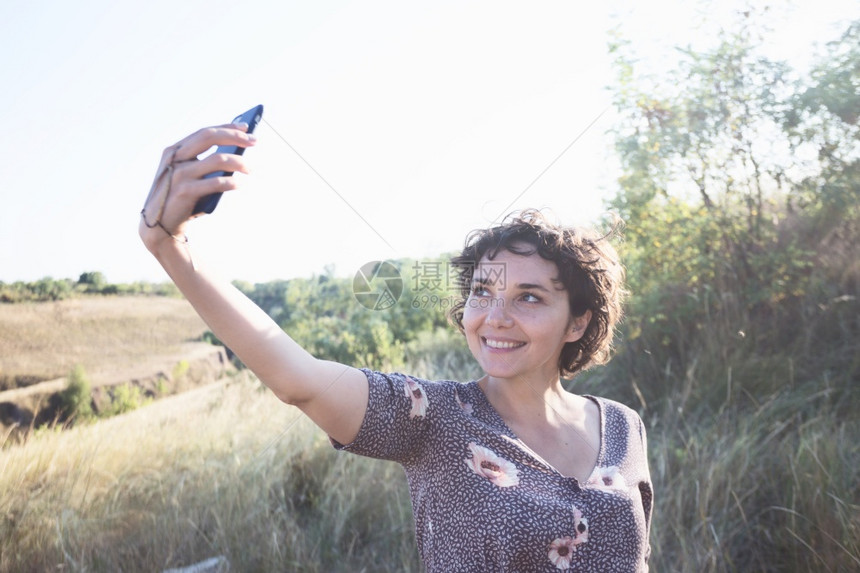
[170,125,257,163]
[156,175,242,231]
[184,175,242,196]
[177,152,251,180]
[170,169,242,204]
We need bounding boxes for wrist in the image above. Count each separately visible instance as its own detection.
[139,217,189,258]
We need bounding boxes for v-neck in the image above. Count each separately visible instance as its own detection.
[467,380,605,483]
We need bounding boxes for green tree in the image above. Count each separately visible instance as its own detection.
[606,12,859,410]
[782,20,860,222]
[32,277,74,301]
[77,271,107,289]
[234,258,452,371]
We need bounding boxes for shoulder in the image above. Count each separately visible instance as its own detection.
[336,370,473,460]
[587,396,652,495]
[589,395,645,427]
[359,368,473,412]
[360,369,464,393]
[588,395,649,451]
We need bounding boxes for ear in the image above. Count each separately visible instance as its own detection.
[563,310,592,344]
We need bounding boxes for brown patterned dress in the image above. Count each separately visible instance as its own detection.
[332,369,653,572]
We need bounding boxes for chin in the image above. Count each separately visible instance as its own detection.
[478,364,522,381]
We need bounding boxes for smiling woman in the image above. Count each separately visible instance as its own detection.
[449,210,626,379]
[139,119,651,570]
[332,211,650,571]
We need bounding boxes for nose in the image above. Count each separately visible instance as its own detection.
[485,298,513,327]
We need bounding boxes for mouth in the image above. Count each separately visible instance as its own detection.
[482,337,526,350]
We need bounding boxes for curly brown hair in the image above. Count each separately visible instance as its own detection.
[448,209,626,378]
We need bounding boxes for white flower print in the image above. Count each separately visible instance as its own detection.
[586,465,627,491]
[464,442,520,487]
[547,505,589,569]
[547,536,577,570]
[455,389,474,415]
[404,377,429,418]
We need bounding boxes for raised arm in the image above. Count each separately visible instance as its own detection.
[138,124,368,445]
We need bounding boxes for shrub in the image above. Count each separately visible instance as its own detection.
[101,383,150,417]
[56,365,94,423]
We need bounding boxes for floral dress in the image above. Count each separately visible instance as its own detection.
[332,370,653,572]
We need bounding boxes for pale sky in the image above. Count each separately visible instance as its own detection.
[0,0,854,284]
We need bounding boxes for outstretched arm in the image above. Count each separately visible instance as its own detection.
[139,123,368,445]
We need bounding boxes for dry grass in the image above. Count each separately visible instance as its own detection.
[1,298,857,571]
[0,296,210,388]
[646,398,860,572]
[0,372,418,572]
[5,362,857,572]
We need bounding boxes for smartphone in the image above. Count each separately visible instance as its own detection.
[192,104,264,215]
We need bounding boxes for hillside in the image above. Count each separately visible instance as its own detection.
[0,296,232,434]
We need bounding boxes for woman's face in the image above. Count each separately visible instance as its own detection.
[462,245,590,385]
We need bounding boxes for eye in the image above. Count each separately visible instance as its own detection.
[519,292,541,303]
[470,283,490,297]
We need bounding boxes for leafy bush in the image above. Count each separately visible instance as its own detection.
[0,278,75,303]
[56,365,94,423]
[101,383,150,417]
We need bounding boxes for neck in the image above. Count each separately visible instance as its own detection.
[480,372,568,416]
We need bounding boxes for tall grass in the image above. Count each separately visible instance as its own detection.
[0,372,418,572]
[568,222,860,571]
[2,301,858,571]
[572,369,859,572]
[647,394,859,571]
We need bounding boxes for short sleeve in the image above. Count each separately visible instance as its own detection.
[330,369,431,464]
[637,415,654,565]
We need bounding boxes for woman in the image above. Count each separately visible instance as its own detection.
[140,122,652,571]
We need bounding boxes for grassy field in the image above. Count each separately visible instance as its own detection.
[0,372,419,572]
[0,296,211,390]
[0,297,857,571]
[3,359,857,572]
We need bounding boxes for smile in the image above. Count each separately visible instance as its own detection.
[483,337,526,350]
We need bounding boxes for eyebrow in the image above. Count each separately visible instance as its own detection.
[471,277,556,292]
[514,282,552,292]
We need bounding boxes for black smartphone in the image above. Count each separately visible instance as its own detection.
[192,104,264,215]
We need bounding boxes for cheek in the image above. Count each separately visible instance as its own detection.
[461,301,486,336]
[461,305,479,332]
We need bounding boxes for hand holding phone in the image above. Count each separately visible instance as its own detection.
[192,104,264,215]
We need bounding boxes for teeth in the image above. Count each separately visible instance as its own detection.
[484,338,523,349]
